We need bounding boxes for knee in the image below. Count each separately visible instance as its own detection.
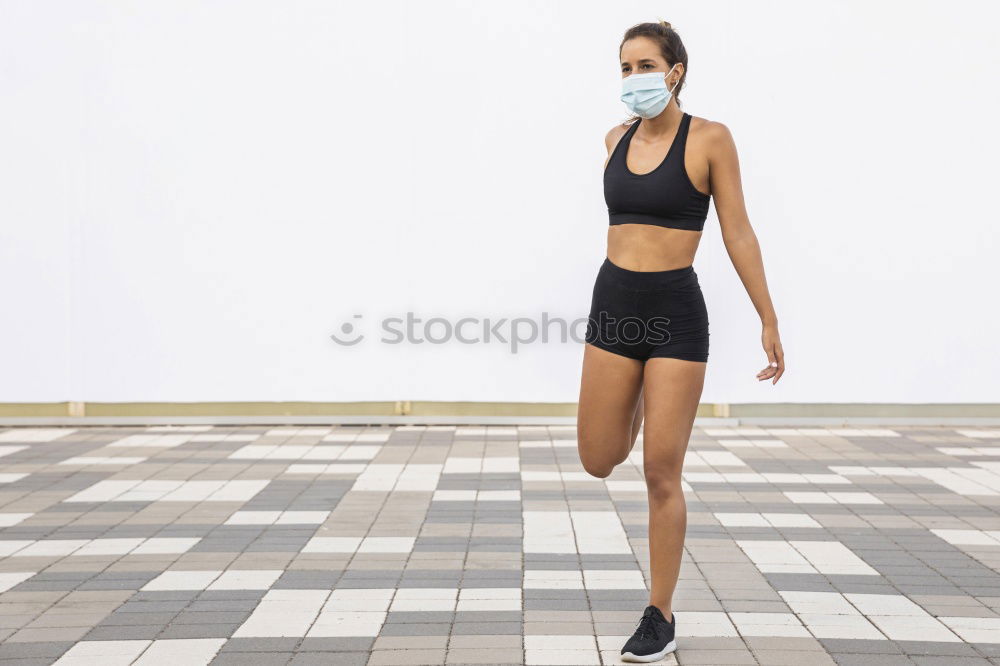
[577,431,627,479]
[643,465,683,500]
[582,459,615,479]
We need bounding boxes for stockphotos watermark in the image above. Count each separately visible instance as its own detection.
[329,312,671,354]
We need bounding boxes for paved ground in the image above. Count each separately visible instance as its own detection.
[3,425,1000,664]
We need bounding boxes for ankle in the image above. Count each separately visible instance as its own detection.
[650,602,672,619]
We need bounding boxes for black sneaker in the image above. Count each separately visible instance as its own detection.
[620,604,676,663]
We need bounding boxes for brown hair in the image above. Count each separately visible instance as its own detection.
[619,20,689,122]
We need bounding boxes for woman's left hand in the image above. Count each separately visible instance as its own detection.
[757,323,785,385]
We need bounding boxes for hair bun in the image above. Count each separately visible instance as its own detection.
[659,19,673,30]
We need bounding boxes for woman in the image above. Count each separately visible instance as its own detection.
[578,20,785,663]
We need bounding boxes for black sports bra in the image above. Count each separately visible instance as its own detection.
[604,112,711,232]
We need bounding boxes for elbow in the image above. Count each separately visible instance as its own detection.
[721,228,757,248]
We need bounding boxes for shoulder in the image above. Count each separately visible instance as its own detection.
[687,115,736,150]
[687,115,734,143]
[687,114,738,162]
[604,119,636,152]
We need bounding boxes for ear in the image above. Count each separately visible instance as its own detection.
[669,62,685,85]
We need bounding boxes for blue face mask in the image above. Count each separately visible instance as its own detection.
[620,63,681,119]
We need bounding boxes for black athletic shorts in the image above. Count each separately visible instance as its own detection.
[585,257,709,363]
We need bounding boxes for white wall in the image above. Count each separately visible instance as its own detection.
[1,1,998,404]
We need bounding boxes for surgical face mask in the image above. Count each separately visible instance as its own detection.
[620,63,681,119]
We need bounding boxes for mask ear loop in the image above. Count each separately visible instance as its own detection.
[664,63,681,96]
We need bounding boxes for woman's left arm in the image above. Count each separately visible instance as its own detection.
[705,121,785,384]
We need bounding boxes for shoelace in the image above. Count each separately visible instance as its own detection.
[633,611,659,640]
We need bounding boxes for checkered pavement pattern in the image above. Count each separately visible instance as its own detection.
[4,424,1000,664]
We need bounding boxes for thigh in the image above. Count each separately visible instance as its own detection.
[642,275,710,363]
[578,343,645,470]
[641,358,707,479]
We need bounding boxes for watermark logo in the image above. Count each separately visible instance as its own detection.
[329,314,364,346]
[330,312,672,354]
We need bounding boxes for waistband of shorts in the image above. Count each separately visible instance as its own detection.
[600,257,696,289]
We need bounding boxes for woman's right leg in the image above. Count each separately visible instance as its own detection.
[577,343,645,479]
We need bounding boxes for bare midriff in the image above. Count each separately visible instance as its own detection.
[607,224,702,272]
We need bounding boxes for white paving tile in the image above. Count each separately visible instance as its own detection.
[356,536,415,553]
[865,614,960,642]
[63,479,270,503]
[914,467,1000,496]
[58,456,146,466]
[73,538,145,556]
[523,570,583,590]
[729,612,810,637]
[228,444,350,461]
[0,541,33,556]
[799,613,885,640]
[571,511,632,555]
[0,571,34,593]
[524,635,597,650]
[784,491,883,505]
[523,511,576,554]
[936,447,1000,456]
[674,611,739,637]
[779,591,858,615]
[14,540,89,557]
[0,428,76,442]
[337,445,382,461]
[207,569,282,590]
[129,538,200,555]
[275,511,329,525]
[0,512,33,527]
[525,649,601,665]
[957,429,1000,439]
[301,536,364,553]
[393,463,444,491]
[232,589,329,637]
[844,593,929,616]
[131,638,226,666]
[307,611,388,637]
[762,513,822,528]
[390,587,457,611]
[284,463,367,475]
[686,451,747,467]
[63,480,143,502]
[351,464,405,491]
[715,512,771,527]
[714,512,822,529]
[224,510,283,526]
[456,597,521,611]
[938,616,1000,643]
[717,438,788,448]
[189,433,260,442]
[931,528,1000,546]
[790,540,879,576]
[604,480,648,493]
[581,569,646,590]
[53,640,150,665]
[107,434,193,448]
[736,540,814,574]
[323,588,394,612]
[142,570,223,591]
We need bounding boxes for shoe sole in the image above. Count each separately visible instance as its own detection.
[621,639,677,663]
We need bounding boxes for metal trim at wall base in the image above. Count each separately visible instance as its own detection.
[2,415,1000,427]
[1,402,1000,426]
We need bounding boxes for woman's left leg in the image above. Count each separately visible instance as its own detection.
[640,357,707,616]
